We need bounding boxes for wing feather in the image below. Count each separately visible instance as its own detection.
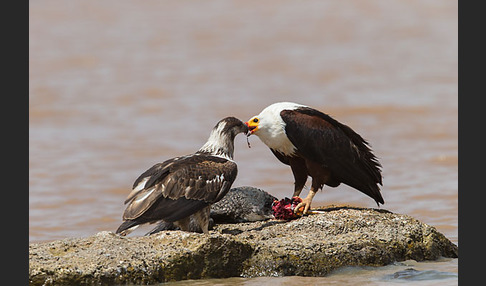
[122,187,158,219]
[124,157,179,204]
[122,154,238,222]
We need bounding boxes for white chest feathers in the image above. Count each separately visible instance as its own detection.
[253,103,302,156]
[257,127,296,156]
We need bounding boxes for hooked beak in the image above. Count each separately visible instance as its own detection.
[245,121,258,135]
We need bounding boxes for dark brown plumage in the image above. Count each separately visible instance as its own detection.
[116,117,249,235]
[246,102,383,214]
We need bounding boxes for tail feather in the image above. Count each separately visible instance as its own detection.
[145,221,177,236]
[368,184,384,206]
[116,220,140,236]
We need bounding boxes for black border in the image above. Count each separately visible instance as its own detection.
[458,0,479,284]
[11,0,29,283]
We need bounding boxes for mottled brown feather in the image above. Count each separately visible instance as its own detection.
[122,154,237,221]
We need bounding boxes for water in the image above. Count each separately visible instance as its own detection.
[29,0,458,284]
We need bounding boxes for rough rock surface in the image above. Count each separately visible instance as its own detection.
[29,206,458,285]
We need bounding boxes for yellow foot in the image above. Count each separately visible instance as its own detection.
[294,197,313,215]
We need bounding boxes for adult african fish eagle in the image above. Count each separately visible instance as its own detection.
[116,117,249,235]
[246,102,383,214]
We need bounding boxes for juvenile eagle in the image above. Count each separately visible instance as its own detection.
[246,102,383,214]
[116,117,249,235]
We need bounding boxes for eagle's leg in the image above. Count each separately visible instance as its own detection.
[174,216,191,232]
[290,157,308,197]
[295,161,328,214]
[295,187,317,215]
[193,206,211,234]
[292,183,306,197]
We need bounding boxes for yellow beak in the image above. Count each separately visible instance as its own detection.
[245,120,258,134]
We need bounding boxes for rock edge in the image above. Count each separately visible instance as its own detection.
[29,206,458,285]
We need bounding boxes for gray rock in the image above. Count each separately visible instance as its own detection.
[29,205,458,285]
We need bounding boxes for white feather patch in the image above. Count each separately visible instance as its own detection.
[205,174,224,185]
[133,187,156,204]
[133,177,149,192]
[124,177,151,204]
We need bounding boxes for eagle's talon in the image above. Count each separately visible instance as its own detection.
[293,205,304,216]
[295,198,312,215]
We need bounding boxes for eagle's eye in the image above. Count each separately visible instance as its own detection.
[253,118,259,123]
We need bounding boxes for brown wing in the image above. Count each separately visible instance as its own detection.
[123,157,180,204]
[122,154,238,222]
[281,107,384,205]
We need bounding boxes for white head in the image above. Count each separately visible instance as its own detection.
[246,102,306,155]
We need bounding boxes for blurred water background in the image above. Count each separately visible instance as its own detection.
[29,1,457,285]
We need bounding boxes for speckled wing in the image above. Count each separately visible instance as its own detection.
[122,154,238,222]
[123,157,179,205]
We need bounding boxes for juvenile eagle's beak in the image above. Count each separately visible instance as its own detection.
[245,120,258,135]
